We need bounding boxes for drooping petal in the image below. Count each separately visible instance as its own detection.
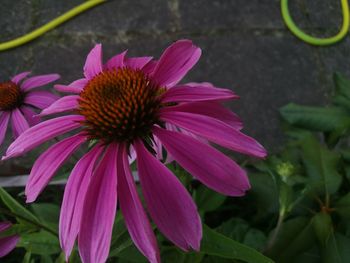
[54,79,87,93]
[20,106,41,126]
[79,144,118,263]
[3,115,84,160]
[0,235,19,257]
[24,91,59,109]
[20,74,60,92]
[104,50,127,70]
[11,108,29,138]
[11,71,31,85]
[160,111,267,158]
[151,40,201,87]
[134,140,202,251]
[26,133,86,202]
[117,144,160,263]
[84,44,103,79]
[0,112,11,146]
[161,85,238,103]
[153,127,250,196]
[39,95,79,116]
[162,102,243,129]
[0,222,19,257]
[124,56,153,70]
[60,145,103,260]
[0,222,11,232]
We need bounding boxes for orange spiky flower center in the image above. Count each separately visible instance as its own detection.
[78,67,163,143]
[0,81,24,111]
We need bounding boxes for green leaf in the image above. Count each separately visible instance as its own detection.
[201,225,273,263]
[109,214,135,258]
[160,247,204,263]
[0,224,32,238]
[335,193,350,220]
[114,245,147,263]
[161,247,186,263]
[31,203,60,229]
[248,173,279,217]
[301,135,342,195]
[0,187,39,225]
[40,255,53,263]
[23,251,32,263]
[194,185,226,213]
[323,233,350,263]
[216,218,267,251]
[267,217,316,263]
[280,103,350,132]
[54,253,66,263]
[333,72,350,99]
[18,231,60,255]
[312,212,333,246]
[332,95,350,111]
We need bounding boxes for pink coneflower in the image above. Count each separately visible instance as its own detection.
[0,222,19,258]
[0,72,59,147]
[3,40,267,263]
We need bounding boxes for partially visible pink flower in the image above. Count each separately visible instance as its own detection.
[0,72,59,147]
[0,222,19,258]
[3,40,267,263]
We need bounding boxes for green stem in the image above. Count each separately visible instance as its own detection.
[265,212,285,252]
[0,207,58,237]
[0,0,106,51]
[281,0,350,46]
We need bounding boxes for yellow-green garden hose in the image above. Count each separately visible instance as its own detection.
[0,0,106,51]
[281,0,350,46]
[0,0,348,50]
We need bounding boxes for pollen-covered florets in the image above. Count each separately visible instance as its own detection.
[0,81,24,110]
[78,67,163,143]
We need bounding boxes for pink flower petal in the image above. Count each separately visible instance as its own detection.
[185,82,214,88]
[54,79,87,93]
[39,95,79,116]
[0,222,11,232]
[151,40,201,87]
[117,144,160,263]
[152,135,164,161]
[11,71,31,85]
[134,139,202,251]
[24,91,59,109]
[84,44,103,79]
[163,102,243,129]
[0,235,19,257]
[161,85,238,103]
[0,221,19,257]
[60,145,103,260]
[79,144,118,263]
[11,108,30,138]
[153,126,250,196]
[128,145,136,164]
[3,115,84,160]
[20,74,60,92]
[20,106,41,126]
[142,60,157,75]
[124,56,153,70]
[26,133,86,202]
[104,50,127,70]
[0,112,11,146]
[160,111,267,158]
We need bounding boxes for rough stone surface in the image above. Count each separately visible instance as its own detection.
[0,0,349,175]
